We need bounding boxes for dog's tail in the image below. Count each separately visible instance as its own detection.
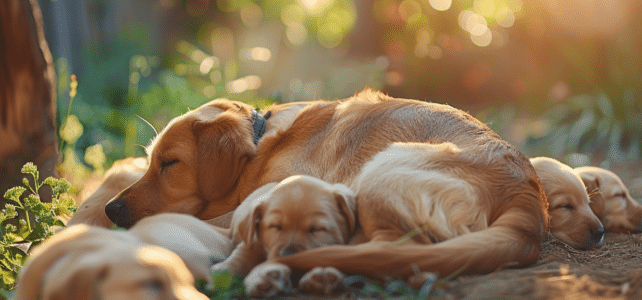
[274,206,546,280]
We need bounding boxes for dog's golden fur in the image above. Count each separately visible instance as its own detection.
[273,142,548,280]
[103,90,548,279]
[530,157,604,249]
[575,166,642,233]
[15,223,211,300]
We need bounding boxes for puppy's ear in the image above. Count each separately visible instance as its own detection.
[237,202,265,246]
[578,172,605,218]
[193,111,256,203]
[333,183,357,235]
[231,183,277,245]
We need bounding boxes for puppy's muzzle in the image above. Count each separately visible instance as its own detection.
[279,245,306,257]
[105,198,133,228]
[582,225,605,250]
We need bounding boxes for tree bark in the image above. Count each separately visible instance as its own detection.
[0,0,57,199]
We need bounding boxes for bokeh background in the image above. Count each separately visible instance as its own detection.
[36,0,642,194]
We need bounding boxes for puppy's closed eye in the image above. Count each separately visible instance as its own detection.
[308,227,327,234]
[269,224,282,231]
[556,204,574,211]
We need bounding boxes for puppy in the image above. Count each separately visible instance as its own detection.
[128,213,233,281]
[273,142,549,281]
[15,224,208,300]
[530,157,604,249]
[213,175,356,297]
[575,166,642,233]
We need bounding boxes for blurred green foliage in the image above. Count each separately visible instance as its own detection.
[1,163,76,293]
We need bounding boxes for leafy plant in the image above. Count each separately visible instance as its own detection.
[0,163,77,292]
[526,93,642,162]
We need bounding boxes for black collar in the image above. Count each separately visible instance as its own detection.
[251,109,271,145]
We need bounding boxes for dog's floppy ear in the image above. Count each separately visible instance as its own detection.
[192,109,256,203]
[577,171,605,218]
[332,183,357,236]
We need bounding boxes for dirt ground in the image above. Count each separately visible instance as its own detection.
[432,163,642,300]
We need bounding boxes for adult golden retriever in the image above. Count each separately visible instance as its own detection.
[575,166,642,233]
[530,157,604,249]
[104,89,548,279]
[214,175,356,297]
[16,223,212,300]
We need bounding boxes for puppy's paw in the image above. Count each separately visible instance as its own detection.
[244,263,292,298]
[407,271,437,290]
[298,267,345,295]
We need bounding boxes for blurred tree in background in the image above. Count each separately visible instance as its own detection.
[33,0,642,189]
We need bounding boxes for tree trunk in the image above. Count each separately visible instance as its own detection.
[0,0,57,199]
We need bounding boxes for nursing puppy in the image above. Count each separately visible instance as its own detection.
[213,175,356,297]
[15,224,208,300]
[530,157,604,249]
[575,166,642,233]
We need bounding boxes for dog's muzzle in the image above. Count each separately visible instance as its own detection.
[105,199,133,228]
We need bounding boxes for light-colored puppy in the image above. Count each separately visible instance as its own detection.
[128,213,233,281]
[530,157,604,249]
[213,175,356,297]
[575,166,642,233]
[16,224,208,300]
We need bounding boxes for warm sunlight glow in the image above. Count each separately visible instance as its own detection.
[496,7,515,28]
[429,0,452,11]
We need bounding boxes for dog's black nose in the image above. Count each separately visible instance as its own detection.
[105,199,132,228]
[279,245,304,257]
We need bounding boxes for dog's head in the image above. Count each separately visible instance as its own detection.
[105,99,257,228]
[530,157,604,249]
[16,225,207,300]
[232,175,357,259]
[575,166,642,233]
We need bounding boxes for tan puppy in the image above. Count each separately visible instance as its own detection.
[271,142,548,281]
[530,157,604,249]
[213,175,356,297]
[103,90,548,280]
[575,166,642,233]
[15,224,208,300]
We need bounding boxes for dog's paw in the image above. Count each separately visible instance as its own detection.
[298,267,345,295]
[244,263,292,298]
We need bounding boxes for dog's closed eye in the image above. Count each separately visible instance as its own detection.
[160,159,179,171]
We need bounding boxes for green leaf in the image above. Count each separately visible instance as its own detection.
[20,162,38,176]
[2,187,26,204]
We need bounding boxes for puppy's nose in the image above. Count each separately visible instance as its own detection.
[105,199,132,228]
[592,226,605,246]
[279,245,305,257]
